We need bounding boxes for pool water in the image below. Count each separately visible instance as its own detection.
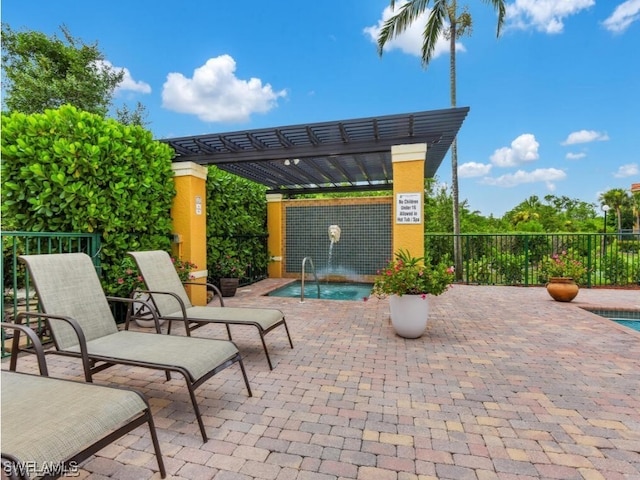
[586,309,640,332]
[611,319,640,332]
[268,281,372,301]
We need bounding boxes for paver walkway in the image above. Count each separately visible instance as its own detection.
[3,282,639,479]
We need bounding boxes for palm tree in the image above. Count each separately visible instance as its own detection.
[376,0,506,280]
[599,188,631,234]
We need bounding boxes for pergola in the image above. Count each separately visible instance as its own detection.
[162,107,469,194]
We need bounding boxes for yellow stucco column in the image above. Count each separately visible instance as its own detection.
[391,143,427,259]
[171,162,208,305]
[266,194,283,278]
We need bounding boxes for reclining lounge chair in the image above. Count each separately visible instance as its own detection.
[129,250,293,370]
[18,252,253,443]
[1,322,166,479]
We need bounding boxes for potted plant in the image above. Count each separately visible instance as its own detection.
[102,257,145,323]
[372,249,454,338]
[103,256,197,324]
[540,250,588,302]
[212,254,248,297]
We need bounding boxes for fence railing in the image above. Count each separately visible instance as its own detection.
[426,232,640,287]
[1,231,102,358]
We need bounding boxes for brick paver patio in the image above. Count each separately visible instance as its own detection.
[3,282,639,479]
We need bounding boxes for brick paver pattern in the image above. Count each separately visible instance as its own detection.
[3,282,639,479]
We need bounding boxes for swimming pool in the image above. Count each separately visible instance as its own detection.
[267,281,372,301]
[585,309,640,332]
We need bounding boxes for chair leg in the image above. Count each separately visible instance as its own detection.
[185,381,208,442]
[282,320,294,349]
[225,324,233,341]
[237,356,253,397]
[259,332,274,370]
[146,409,167,478]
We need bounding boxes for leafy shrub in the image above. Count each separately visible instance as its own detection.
[1,105,176,289]
[618,240,640,253]
[206,166,268,283]
[601,254,632,285]
[493,251,525,284]
[467,256,493,284]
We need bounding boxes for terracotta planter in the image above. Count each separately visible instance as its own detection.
[389,294,429,338]
[546,277,579,302]
[219,278,239,297]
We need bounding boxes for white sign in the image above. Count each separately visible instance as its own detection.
[396,193,422,224]
[195,196,202,215]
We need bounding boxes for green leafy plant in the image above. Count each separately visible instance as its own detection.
[104,255,197,297]
[206,166,269,283]
[540,250,588,284]
[172,257,198,282]
[1,105,176,288]
[372,249,454,298]
[211,254,248,279]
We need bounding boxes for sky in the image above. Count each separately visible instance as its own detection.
[3,0,639,217]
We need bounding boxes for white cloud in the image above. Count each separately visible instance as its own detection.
[505,0,595,34]
[363,1,461,60]
[458,162,492,178]
[96,60,151,94]
[603,0,640,33]
[490,134,540,167]
[566,152,587,160]
[481,168,566,189]
[613,163,640,178]
[161,55,287,123]
[561,129,609,145]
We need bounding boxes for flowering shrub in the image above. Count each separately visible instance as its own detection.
[104,255,197,297]
[212,254,248,278]
[171,257,198,282]
[372,249,454,298]
[540,250,588,284]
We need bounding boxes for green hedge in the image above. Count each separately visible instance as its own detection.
[1,105,176,293]
[206,166,269,283]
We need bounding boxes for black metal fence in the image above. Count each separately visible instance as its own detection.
[426,232,640,287]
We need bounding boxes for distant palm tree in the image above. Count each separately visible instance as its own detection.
[377,0,506,280]
[599,188,631,234]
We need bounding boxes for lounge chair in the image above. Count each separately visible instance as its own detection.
[1,322,166,479]
[18,252,253,443]
[129,250,293,370]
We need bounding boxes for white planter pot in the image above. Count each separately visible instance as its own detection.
[389,294,429,338]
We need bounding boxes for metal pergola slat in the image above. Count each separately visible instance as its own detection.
[161,107,469,194]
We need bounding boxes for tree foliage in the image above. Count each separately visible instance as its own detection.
[1,24,123,116]
[205,166,270,282]
[599,188,632,233]
[1,105,175,289]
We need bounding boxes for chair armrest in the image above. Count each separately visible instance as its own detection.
[106,295,164,333]
[14,312,93,382]
[132,289,191,331]
[1,322,49,376]
[182,281,224,306]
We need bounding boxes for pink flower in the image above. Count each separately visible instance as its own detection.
[421,294,426,299]
[117,278,124,284]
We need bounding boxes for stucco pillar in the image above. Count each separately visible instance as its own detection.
[266,193,284,278]
[171,162,208,305]
[391,144,427,259]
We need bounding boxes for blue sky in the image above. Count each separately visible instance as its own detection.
[3,0,639,217]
